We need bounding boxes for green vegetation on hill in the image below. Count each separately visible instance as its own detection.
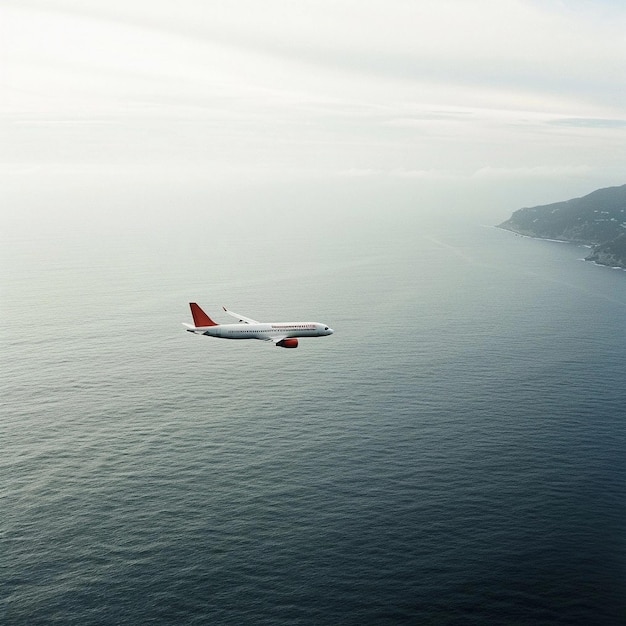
[498,184,626,268]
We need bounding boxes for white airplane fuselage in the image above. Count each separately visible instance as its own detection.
[192,322,332,340]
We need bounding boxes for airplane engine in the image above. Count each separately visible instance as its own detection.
[277,338,299,348]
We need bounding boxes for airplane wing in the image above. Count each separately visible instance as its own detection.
[222,306,260,324]
[269,335,287,343]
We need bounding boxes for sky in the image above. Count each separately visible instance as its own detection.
[2,0,626,192]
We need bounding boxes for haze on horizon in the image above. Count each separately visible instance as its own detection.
[2,0,626,219]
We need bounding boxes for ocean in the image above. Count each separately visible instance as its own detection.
[2,175,625,625]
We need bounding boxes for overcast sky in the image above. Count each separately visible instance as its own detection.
[2,0,626,186]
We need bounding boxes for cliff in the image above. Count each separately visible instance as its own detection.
[585,232,626,267]
[497,184,626,268]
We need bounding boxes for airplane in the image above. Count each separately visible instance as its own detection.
[183,302,334,348]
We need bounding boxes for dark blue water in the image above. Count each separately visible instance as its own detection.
[2,179,625,624]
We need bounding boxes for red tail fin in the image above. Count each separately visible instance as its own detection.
[189,303,218,327]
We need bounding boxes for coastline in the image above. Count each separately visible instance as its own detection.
[495,225,626,270]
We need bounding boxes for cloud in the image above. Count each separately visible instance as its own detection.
[5,0,626,109]
[338,164,605,182]
[471,165,596,180]
[2,0,626,179]
[549,118,626,129]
